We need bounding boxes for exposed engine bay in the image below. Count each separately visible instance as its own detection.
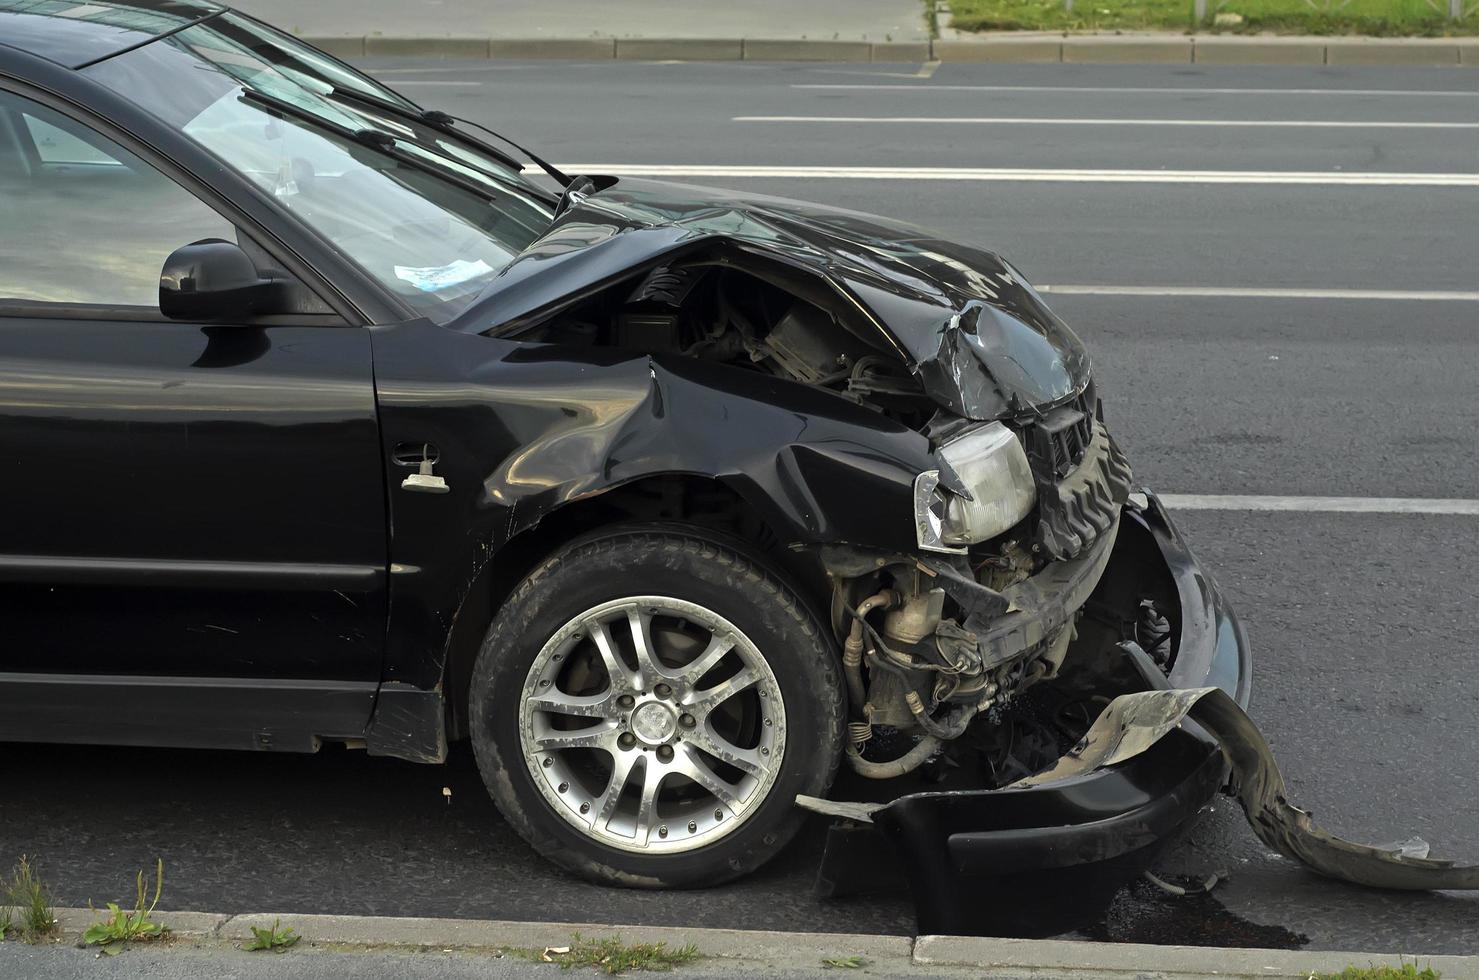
[510,262,936,427]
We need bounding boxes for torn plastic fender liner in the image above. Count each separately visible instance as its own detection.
[1019,686,1479,890]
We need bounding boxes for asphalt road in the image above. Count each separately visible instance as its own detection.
[4,59,1478,956]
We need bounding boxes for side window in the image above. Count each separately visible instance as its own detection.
[21,114,119,166]
[0,89,238,310]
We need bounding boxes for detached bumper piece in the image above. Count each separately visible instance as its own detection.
[804,493,1479,937]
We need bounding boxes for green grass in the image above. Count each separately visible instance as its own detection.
[1314,966,1440,980]
[82,859,168,952]
[821,955,870,969]
[244,918,302,953]
[2,856,58,943]
[947,0,1479,35]
[517,934,701,975]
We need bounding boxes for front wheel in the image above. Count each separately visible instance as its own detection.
[469,527,844,888]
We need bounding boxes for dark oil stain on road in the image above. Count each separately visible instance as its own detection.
[1084,875,1310,950]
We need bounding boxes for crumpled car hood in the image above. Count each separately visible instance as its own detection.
[464,178,1092,421]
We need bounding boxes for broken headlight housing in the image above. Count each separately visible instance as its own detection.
[914,422,1036,554]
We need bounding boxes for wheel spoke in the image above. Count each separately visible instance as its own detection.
[626,607,670,686]
[532,720,616,752]
[683,666,761,718]
[587,618,637,693]
[632,757,666,846]
[591,746,640,833]
[687,724,768,779]
[677,633,735,688]
[526,688,610,720]
[673,744,743,810]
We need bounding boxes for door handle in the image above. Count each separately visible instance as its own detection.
[397,443,450,494]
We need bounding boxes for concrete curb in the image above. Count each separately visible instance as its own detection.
[305,33,1479,66]
[41,908,1478,978]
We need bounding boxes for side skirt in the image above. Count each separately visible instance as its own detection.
[0,672,376,753]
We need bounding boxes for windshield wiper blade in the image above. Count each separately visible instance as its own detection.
[327,86,572,190]
[239,88,512,206]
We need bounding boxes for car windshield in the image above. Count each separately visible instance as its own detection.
[85,13,555,323]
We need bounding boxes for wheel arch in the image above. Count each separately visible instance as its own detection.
[440,472,832,742]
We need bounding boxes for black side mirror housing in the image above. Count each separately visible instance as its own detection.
[159,239,280,321]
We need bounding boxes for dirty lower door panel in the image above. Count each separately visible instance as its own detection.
[0,318,387,749]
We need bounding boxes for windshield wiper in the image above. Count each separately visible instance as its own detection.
[327,86,573,190]
[239,88,516,207]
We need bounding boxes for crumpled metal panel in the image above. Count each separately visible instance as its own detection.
[1016,687,1479,890]
[462,178,1093,423]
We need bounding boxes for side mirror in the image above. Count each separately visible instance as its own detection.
[159,239,280,321]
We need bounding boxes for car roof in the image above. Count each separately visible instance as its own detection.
[0,0,223,69]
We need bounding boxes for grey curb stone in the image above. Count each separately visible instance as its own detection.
[1193,39,1326,64]
[1324,40,1461,65]
[302,35,365,59]
[45,910,1479,977]
[1061,39,1194,63]
[294,33,1479,66]
[364,36,490,58]
[52,908,228,939]
[744,39,873,61]
[221,913,914,963]
[487,38,617,59]
[872,41,933,62]
[914,934,1479,979]
[616,38,744,60]
[932,39,1061,62]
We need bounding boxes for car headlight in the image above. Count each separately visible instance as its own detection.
[913,422,1036,554]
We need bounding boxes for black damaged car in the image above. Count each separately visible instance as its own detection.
[0,0,1251,933]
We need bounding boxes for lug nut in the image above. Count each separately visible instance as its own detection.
[542,758,553,768]
[618,733,637,749]
[656,745,674,762]
[679,713,696,729]
[658,826,668,838]
[714,809,723,820]
[688,822,697,833]
[557,782,568,793]
[617,694,635,709]
[579,802,590,814]
[655,683,672,699]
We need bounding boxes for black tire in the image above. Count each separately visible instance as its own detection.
[468,525,844,888]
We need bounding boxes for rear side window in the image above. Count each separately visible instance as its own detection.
[0,89,236,310]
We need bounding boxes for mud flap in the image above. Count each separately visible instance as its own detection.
[1016,687,1479,890]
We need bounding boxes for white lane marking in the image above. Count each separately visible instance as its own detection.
[1159,495,1479,516]
[543,164,1479,186]
[735,115,1479,130]
[1038,285,1479,301]
[792,83,1479,98]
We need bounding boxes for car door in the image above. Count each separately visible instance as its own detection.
[0,85,387,751]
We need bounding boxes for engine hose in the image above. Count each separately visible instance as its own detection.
[904,691,977,740]
[843,590,898,721]
[843,734,941,780]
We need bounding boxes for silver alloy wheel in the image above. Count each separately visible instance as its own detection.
[518,596,787,854]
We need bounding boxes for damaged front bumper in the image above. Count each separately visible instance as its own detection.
[807,490,1250,936]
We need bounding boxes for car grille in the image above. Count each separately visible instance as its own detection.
[1021,381,1097,481]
